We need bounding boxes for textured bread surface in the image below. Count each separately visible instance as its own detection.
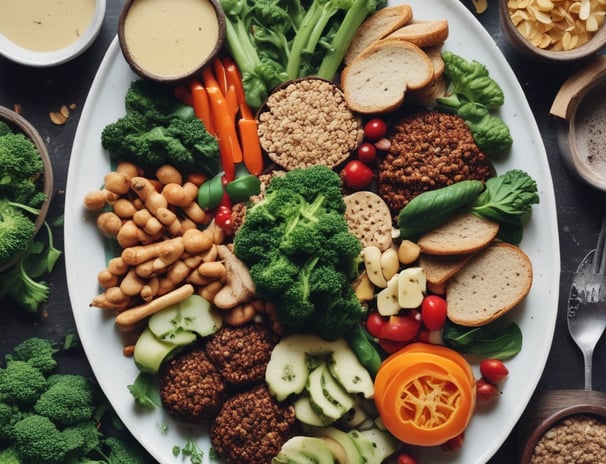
[446,242,533,327]
[341,39,433,113]
[387,19,449,47]
[417,212,500,255]
[344,4,414,65]
[344,191,393,251]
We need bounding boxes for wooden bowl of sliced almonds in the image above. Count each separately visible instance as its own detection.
[499,0,606,62]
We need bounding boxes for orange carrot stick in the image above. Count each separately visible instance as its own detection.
[174,85,193,106]
[239,119,263,175]
[190,79,215,136]
[213,57,229,96]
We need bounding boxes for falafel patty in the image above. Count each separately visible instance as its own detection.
[158,348,227,423]
[210,384,298,464]
[205,321,279,387]
[377,110,494,215]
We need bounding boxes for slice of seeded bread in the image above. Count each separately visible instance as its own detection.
[446,242,533,327]
[344,4,414,65]
[417,212,500,255]
[341,38,434,114]
[344,191,393,251]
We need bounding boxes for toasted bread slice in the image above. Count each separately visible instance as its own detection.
[417,212,500,255]
[387,19,449,48]
[344,4,414,65]
[418,252,473,295]
[341,38,434,114]
[344,191,393,251]
[446,242,533,326]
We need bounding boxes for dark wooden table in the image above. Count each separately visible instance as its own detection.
[2,1,605,462]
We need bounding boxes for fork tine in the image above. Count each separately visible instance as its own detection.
[593,217,606,274]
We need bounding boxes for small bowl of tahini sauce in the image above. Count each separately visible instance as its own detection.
[551,56,606,192]
[0,0,106,67]
[118,0,226,84]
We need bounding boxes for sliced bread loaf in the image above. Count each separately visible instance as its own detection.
[386,19,449,48]
[446,242,533,327]
[344,4,414,65]
[344,191,393,251]
[417,212,499,255]
[418,252,473,295]
[341,38,434,113]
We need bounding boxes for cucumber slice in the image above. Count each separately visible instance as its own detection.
[294,395,333,427]
[306,426,364,464]
[272,436,335,464]
[307,363,352,422]
[348,428,399,464]
[327,339,374,399]
[133,327,180,374]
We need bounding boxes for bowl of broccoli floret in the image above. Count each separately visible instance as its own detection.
[0,105,54,272]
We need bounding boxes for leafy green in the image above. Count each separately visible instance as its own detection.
[397,180,485,240]
[127,372,162,409]
[436,51,512,155]
[442,320,523,360]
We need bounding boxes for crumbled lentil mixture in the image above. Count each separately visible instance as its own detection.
[210,384,298,464]
[205,321,279,387]
[257,78,364,170]
[158,348,227,423]
[377,110,494,215]
[530,414,606,464]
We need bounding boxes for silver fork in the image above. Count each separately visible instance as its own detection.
[567,217,606,390]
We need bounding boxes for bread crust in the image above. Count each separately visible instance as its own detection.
[445,242,533,327]
[386,19,450,48]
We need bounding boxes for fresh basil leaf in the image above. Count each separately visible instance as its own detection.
[443,319,522,360]
[128,371,161,409]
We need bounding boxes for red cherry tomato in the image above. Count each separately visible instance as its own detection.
[357,142,377,164]
[364,118,388,141]
[397,453,419,464]
[475,377,500,405]
[379,311,421,342]
[340,160,374,190]
[379,338,407,354]
[479,359,509,384]
[421,295,448,331]
[214,205,233,234]
[366,311,388,338]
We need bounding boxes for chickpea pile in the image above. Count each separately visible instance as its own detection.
[84,162,277,354]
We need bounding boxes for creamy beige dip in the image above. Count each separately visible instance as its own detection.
[123,0,219,79]
[573,83,606,178]
[0,0,96,52]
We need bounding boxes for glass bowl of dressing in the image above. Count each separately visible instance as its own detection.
[551,56,606,191]
[0,0,106,67]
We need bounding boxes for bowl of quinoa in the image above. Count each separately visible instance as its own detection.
[521,393,606,464]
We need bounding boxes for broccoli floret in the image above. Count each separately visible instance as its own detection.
[0,360,47,405]
[62,420,101,458]
[34,374,99,426]
[0,201,37,264]
[0,402,24,443]
[0,131,45,209]
[234,166,363,338]
[6,337,59,374]
[124,79,196,124]
[0,447,22,464]
[100,436,150,464]
[101,80,220,177]
[12,415,70,464]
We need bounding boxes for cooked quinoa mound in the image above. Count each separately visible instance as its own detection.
[530,414,606,464]
[210,384,298,464]
[377,110,494,215]
[257,78,364,170]
[205,321,280,387]
[158,348,227,423]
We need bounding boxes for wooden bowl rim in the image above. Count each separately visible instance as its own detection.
[117,0,226,84]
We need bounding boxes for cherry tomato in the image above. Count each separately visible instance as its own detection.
[357,142,377,164]
[397,453,419,464]
[214,205,233,234]
[475,377,500,405]
[379,338,407,354]
[441,433,465,452]
[479,359,509,384]
[364,118,388,141]
[340,160,374,190]
[366,311,388,338]
[421,295,448,331]
[379,311,421,342]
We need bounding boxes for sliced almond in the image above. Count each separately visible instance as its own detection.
[50,111,68,125]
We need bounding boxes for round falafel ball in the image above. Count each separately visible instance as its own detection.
[210,384,298,464]
[205,321,279,387]
[159,348,227,423]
